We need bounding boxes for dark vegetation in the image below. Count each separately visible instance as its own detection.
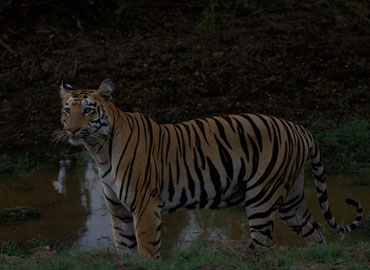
[0,0,369,155]
[0,206,40,225]
[1,238,370,269]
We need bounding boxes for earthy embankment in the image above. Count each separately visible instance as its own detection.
[0,0,369,152]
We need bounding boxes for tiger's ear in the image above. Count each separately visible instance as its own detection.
[97,79,114,101]
[60,80,74,99]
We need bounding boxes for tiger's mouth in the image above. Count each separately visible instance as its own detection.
[65,129,91,145]
[53,127,106,146]
[68,135,85,145]
[56,127,89,145]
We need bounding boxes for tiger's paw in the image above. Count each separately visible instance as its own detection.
[243,239,257,249]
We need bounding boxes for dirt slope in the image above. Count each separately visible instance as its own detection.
[0,0,369,150]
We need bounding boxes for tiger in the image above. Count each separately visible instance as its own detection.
[54,79,362,259]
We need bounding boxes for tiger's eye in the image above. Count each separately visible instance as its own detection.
[64,108,70,114]
[84,108,93,114]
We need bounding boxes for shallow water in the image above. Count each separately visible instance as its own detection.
[0,153,369,256]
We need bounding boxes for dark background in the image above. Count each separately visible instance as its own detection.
[0,0,369,151]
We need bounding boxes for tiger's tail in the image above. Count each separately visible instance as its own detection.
[310,139,362,234]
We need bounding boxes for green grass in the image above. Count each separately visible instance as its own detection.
[0,150,88,175]
[0,152,39,175]
[309,118,370,174]
[0,206,40,225]
[0,238,47,258]
[0,239,369,270]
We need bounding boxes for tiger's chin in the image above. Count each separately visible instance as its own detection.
[68,137,84,145]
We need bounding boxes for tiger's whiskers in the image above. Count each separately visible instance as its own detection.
[51,129,66,146]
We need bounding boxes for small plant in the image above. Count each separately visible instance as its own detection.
[0,206,40,225]
[0,238,49,258]
[0,241,23,257]
[311,119,370,174]
[0,154,12,174]
[198,0,220,30]
[0,152,39,174]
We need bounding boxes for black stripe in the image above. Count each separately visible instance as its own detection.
[115,123,135,178]
[118,233,136,242]
[180,123,192,147]
[175,149,180,185]
[250,229,272,239]
[237,158,246,182]
[270,117,282,146]
[121,242,137,249]
[193,148,208,208]
[168,164,175,202]
[129,179,140,213]
[185,160,195,198]
[252,238,264,246]
[148,239,161,246]
[135,117,154,198]
[221,115,236,133]
[111,214,133,223]
[240,114,263,151]
[246,127,279,191]
[174,125,183,156]
[103,192,122,206]
[163,126,171,163]
[157,125,163,159]
[254,114,272,141]
[279,194,304,214]
[192,125,206,170]
[194,119,209,145]
[207,157,222,195]
[120,120,141,201]
[234,118,250,162]
[177,125,187,160]
[168,188,188,213]
[212,117,232,149]
[248,206,278,220]
[108,107,116,162]
[315,171,325,183]
[215,135,234,180]
[302,227,316,238]
[101,166,112,178]
[246,134,259,182]
[249,220,274,230]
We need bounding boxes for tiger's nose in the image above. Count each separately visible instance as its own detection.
[68,127,80,135]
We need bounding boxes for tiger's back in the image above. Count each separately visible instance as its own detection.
[158,113,310,212]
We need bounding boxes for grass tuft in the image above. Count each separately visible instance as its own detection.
[310,118,370,174]
[0,152,39,175]
[1,239,370,269]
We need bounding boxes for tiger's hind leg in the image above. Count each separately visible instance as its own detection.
[245,190,281,246]
[278,170,325,244]
[102,185,137,253]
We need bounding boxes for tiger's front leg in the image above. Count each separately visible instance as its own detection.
[102,185,137,253]
[133,199,162,259]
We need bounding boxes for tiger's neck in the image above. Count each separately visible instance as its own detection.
[84,109,161,187]
[83,104,129,182]
[83,135,111,168]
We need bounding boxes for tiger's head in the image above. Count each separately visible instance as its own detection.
[55,79,114,146]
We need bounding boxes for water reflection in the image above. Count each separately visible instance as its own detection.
[0,157,89,245]
[0,153,369,256]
